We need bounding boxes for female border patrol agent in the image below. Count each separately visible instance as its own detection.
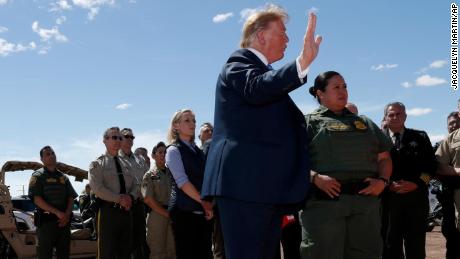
[300,71,393,259]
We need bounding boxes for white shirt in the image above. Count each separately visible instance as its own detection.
[247,48,309,84]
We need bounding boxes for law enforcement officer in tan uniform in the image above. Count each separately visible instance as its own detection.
[436,110,460,259]
[119,128,150,259]
[141,141,176,259]
[29,146,78,259]
[89,127,136,259]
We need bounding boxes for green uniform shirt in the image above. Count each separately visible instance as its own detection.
[141,167,172,207]
[305,106,392,181]
[28,168,78,211]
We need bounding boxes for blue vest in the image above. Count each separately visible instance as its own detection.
[172,140,206,212]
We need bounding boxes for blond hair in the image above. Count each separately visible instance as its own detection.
[167,109,195,144]
[240,4,288,48]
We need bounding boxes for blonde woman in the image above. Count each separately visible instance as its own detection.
[165,109,213,259]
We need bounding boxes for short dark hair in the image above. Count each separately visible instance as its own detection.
[447,111,460,120]
[152,141,166,155]
[309,71,342,104]
[135,147,147,154]
[39,146,52,158]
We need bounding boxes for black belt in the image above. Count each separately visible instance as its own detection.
[340,181,370,195]
[100,200,125,210]
[133,198,143,205]
[312,181,370,200]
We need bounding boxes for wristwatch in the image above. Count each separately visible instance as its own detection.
[377,177,390,186]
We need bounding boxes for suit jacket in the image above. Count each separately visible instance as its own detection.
[201,49,310,204]
[384,127,437,190]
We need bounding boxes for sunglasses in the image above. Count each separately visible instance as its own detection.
[123,135,135,140]
[108,136,123,141]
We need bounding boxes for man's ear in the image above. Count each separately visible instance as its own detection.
[256,30,265,45]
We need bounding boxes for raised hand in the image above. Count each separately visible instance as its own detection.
[299,13,322,70]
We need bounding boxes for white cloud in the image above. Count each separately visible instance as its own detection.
[430,60,447,69]
[32,21,68,43]
[406,108,432,116]
[416,59,448,74]
[371,64,398,71]
[429,134,446,144]
[212,12,233,23]
[50,0,73,12]
[56,16,67,25]
[0,0,8,6]
[415,74,447,87]
[0,38,36,57]
[0,26,8,33]
[115,103,132,110]
[72,0,115,20]
[401,81,413,88]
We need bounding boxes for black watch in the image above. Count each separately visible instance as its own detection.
[377,177,390,186]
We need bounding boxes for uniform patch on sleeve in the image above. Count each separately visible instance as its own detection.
[29,176,37,187]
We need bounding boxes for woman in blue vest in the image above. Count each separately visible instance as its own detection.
[165,109,213,259]
[300,71,393,259]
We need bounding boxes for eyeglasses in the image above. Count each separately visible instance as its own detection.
[108,136,123,141]
[123,135,135,140]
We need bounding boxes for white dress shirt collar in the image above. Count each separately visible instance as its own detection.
[247,48,269,66]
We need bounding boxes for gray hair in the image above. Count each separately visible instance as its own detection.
[103,127,120,139]
[384,102,406,117]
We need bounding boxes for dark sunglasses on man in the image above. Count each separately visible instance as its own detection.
[108,135,123,141]
[123,135,135,140]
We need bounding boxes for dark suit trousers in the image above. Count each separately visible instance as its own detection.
[170,209,213,259]
[216,197,290,259]
[382,189,428,259]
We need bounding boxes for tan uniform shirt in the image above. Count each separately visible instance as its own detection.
[88,152,136,203]
[119,150,149,200]
[436,128,460,168]
[141,167,172,207]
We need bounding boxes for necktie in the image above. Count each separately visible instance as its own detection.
[267,64,273,71]
[394,132,401,150]
[114,156,127,194]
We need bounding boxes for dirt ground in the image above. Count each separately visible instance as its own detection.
[426,226,446,259]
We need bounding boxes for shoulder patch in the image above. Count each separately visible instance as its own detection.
[29,176,37,187]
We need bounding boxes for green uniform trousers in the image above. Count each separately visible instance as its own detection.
[300,194,382,259]
[37,220,71,259]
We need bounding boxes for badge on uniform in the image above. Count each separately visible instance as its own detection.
[29,176,37,187]
[354,120,367,130]
[409,141,418,148]
[46,178,57,183]
[327,122,352,131]
[59,176,66,184]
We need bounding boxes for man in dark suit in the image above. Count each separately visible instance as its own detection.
[201,5,322,259]
[381,102,437,259]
